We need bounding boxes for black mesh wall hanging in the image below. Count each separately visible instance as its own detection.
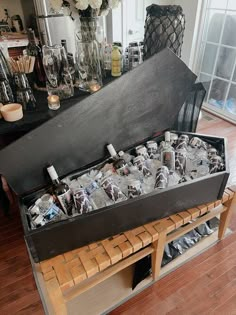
[143,4,185,60]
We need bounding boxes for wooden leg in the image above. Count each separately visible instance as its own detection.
[45,278,68,315]
[151,225,167,281]
[218,186,236,240]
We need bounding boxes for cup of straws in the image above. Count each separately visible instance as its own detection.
[8,56,37,111]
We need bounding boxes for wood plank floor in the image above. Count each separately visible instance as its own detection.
[0,111,236,315]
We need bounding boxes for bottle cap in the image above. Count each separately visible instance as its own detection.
[107,144,117,158]
[165,131,171,142]
[118,151,124,157]
[47,165,59,181]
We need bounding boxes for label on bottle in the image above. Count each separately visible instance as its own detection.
[85,181,99,195]
[162,151,175,171]
[57,189,73,216]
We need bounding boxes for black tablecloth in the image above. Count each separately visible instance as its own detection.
[0,77,115,136]
[0,88,89,136]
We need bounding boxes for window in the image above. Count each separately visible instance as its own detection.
[195,0,236,122]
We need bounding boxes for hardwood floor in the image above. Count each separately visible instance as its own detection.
[0,112,236,315]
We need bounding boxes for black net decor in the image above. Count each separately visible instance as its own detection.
[143,4,185,60]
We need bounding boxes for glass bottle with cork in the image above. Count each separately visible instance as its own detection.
[26,29,46,87]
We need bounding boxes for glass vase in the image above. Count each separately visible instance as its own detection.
[75,17,103,93]
[42,45,74,99]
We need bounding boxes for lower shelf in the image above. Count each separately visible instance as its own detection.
[31,228,231,315]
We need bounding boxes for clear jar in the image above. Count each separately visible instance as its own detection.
[75,18,103,93]
[42,45,74,99]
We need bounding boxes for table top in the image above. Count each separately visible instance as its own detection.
[0,77,114,137]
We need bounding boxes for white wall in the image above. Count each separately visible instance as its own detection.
[0,0,25,29]
[173,0,202,69]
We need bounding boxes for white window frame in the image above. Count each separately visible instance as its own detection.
[192,0,236,124]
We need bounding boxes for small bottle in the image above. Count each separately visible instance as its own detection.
[107,144,130,175]
[161,131,176,172]
[118,151,133,164]
[26,29,46,87]
[111,46,121,77]
[47,165,74,216]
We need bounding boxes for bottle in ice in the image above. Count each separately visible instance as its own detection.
[101,175,127,202]
[155,166,169,189]
[107,144,130,176]
[47,165,74,216]
[73,188,93,214]
[160,131,175,172]
[146,140,158,159]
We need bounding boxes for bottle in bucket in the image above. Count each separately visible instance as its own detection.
[135,145,149,159]
[146,140,158,159]
[161,131,175,172]
[107,144,130,176]
[47,165,74,216]
[155,166,169,189]
[133,155,152,177]
[128,180,142,198]
[73,188,93,214]
[101,176,127,202]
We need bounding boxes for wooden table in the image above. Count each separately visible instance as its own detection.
[35,186,236,315]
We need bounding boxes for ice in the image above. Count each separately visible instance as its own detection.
[168,172,181,187]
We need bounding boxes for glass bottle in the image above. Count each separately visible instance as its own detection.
[47,165,74,216]
[0,48,12,82]
[107,144,130,176]
[111,46,121,77]
[26,29,46,87]
[161,131,176,172]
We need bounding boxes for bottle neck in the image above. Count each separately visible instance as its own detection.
[52,178,61,185]
[61,41,68,53]
[28,33,36,45]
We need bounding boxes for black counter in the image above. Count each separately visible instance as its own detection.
[0,77,115,138]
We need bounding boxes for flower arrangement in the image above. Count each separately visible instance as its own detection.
[50,0,121,17]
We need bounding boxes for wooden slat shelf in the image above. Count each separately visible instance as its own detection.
[37,186,236,315]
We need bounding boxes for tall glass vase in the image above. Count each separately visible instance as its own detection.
[75,17,103,93]
[42,45,74,99]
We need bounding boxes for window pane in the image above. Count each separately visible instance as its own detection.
[198,73,211,98]
[228,0,236,11]
[208,0,227,9]
[221,13,236,47]
[208,79,229,109]
[203,10,224,43]
[214,47,236,80]
[201,43,218,75]
[232,66,236,81]
[225,84,236,115]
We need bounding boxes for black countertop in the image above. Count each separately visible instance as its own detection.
[0,88,89,136]
[0,77,115,136]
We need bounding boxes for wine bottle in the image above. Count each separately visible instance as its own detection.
[26,29,46,87]
[161,131,175,172]
[107,144,130,175]
[47,165,73,216]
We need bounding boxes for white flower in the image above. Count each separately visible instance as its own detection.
[89,0,102,9]
[50,0,63,12]
[75,0,89,10]
[108,0,120,9]
[100,9,110,16]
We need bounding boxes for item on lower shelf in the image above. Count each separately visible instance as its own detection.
[132,219,218,290]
